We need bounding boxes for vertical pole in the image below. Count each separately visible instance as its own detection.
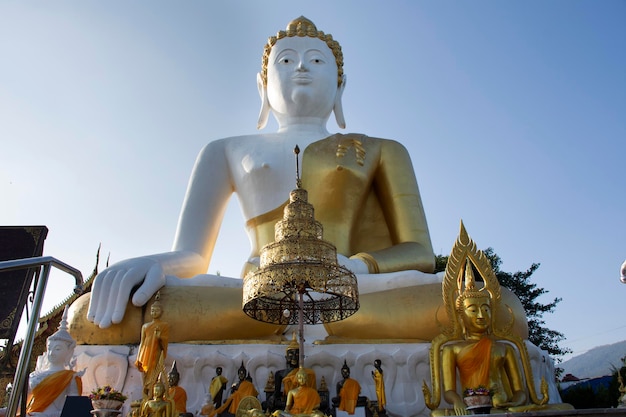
[298,291,304,367]
[7,263,50,417]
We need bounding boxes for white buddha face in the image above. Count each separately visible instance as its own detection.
[266,36,339,121]
[47,340,72,367]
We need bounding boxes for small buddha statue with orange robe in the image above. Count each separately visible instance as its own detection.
[284,367,321,416]
[167,361,187,415]
[332,361,362,415]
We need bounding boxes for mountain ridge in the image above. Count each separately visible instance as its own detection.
[559,340,626,379]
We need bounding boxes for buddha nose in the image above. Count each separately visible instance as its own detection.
[296,60,308,71]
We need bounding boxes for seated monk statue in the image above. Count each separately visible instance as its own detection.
[141,380,176,417]
[209,363,258,417]
[332,361,364,415]
[26,308,83,417]
[270,334,316,412]
[280,367,322,416]
[423,223,572,416]
[167,361,187,415]
[68,16,528,345]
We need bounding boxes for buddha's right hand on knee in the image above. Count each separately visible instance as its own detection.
[87,257,166,328]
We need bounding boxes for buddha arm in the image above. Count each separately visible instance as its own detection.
[171,139,234,277]
[285,390,295,411]
[442,347,465,414]
[503,344,527,406]
[353,140,434,273]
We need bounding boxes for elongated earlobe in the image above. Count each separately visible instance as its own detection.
[333,75,347,129]
[257,73,270,130]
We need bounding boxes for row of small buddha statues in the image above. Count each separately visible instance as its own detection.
[134,336,387,417]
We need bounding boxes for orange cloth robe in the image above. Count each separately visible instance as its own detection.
[282,368,316,395]
[135,320,170,374]
[169,386,188,414]
[457,337,492,390]
[209,380,258,417]
[26,370,82,413]
[338,378,361,414]
[289,386,321,415]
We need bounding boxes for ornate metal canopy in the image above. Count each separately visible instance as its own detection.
[242,149,359,326]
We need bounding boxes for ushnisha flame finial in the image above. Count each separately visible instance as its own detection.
[294,145,302,189]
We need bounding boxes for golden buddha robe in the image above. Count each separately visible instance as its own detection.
[282,368,316,395]
[456,337,492,389]
[68,133,528,345]
[210,380,258,417]
[288,386,320,415]
[135,319,169,375]
[338,378,361,414]
[26,370,82,414]
[244,133,435,276]
[169,386,187,414]
[373,369,386,410]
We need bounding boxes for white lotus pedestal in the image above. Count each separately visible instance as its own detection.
[91,400,123,417]
[73,340,563,417]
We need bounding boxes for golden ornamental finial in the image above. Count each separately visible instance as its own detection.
[455,260,488,312]
[286,332,299,352]
[153,290,162,308]
[294,146,301,189]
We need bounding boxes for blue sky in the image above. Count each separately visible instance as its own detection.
[1,1,624,362]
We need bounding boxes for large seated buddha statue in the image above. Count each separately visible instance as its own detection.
[67,16,527,344]
[422,222,572,416]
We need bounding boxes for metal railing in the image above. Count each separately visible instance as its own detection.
[0,257,83,417]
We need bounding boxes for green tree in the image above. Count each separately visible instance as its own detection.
[435,248,571,361]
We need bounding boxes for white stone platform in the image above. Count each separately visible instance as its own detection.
[75,340,562,417]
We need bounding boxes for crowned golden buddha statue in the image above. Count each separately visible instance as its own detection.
[67,16,528,345]
[422,222,572,416]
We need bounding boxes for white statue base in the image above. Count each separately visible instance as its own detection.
[74,338,563,417]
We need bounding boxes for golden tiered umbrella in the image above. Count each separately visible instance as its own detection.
[242,146,359,361]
